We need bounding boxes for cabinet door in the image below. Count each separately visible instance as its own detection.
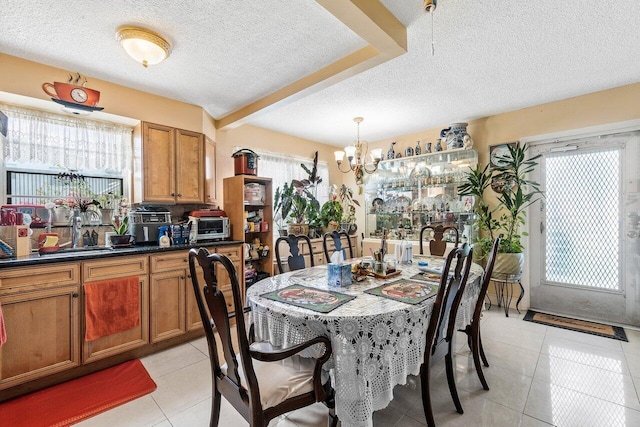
[205,137,217,205]
[82,276,149,363]
[143,122,176,203]
[150,270,186,342]
[176,129,204,203]
[0,285,80,390]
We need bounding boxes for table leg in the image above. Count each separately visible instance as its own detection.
[503,280,512,317]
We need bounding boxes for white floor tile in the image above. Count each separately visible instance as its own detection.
[74,395,166,427]
[544,325,624,352]
[525,378,640,427]
[150,359,212,418]
[457,336,540,378]
[141,341,207,379]
[535,354,640,410]
[541,335,630,375]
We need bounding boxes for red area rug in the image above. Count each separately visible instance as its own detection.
[0,359,156,427]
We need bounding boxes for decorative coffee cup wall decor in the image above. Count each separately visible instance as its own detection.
[42,72,101,107]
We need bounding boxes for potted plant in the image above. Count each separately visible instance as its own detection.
[459,142,542,276]
[274,182,294,236]
[110,215,132,247]
[96,191,121,224]
[320,199,343,232]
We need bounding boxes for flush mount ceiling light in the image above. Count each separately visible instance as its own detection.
[116,27,171,67]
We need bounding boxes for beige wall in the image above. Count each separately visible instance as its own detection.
[0,53,212,137]
[215,124,344,204]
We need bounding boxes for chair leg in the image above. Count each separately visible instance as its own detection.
[471,326,490,390]
[445,343,464,414]
[478,329,489,367]
[210,390,221,427]
[420,365,437,427]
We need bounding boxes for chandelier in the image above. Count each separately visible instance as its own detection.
[334,117,383,180]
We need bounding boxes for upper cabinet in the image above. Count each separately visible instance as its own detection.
[133,122,205,204]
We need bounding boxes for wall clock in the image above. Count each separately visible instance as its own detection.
[489,142,515,168]
[70,88,88,104]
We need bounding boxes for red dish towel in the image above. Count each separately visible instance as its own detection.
[0,301,6,347]
[84,276,140,341]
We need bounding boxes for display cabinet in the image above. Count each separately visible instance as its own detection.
[363,149,478,243]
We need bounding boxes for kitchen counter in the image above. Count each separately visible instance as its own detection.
[0,240,244,269]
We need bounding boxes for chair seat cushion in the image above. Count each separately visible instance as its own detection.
[221,351,325,409]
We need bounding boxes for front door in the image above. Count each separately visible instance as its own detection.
[529,130,640,326]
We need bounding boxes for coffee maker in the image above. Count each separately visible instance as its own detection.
[128,206,172,245]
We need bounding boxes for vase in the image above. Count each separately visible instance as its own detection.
[51,205,71,226]
[440,122,470,150]
[387,141,396,159]
[405,146,414,157]
[415,141,421,155]
[101,208,114,225]
[434,139,443,152]
[492,253,524,279]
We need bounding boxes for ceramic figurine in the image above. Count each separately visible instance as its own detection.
[387,141,396,159]
[425,142,432,153]
[440,122,470,149]
[415,141,422,155]
[405,146,414,157]
[395,152,402,159]
[463,134,474,149]
[435,138,443,152]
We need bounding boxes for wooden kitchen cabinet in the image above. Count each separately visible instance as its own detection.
[205,136,217,205]
[81,256,150,363]
[149,252,189,342]
[0,263,81,391]
[133,122,205,204]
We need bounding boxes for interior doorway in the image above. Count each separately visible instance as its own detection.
[529,130,640,326]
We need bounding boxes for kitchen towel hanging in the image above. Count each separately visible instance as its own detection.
[84,276,140,341]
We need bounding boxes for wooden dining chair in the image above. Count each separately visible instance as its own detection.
[419,225,459,256]
[420,243,474,426]
[322,230,354,262]
[275,234,314,274]
[457,237,501,391]
[188,248,336,427]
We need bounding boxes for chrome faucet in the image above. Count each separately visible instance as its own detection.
[71,210,82,248]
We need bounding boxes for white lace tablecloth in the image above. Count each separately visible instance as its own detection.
[246,257,483,427]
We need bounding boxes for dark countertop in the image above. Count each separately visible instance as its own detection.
[0,240,244,269]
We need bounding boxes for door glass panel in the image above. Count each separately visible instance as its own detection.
[545,148,621,290]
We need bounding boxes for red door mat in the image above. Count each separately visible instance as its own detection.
[0,359,156,427]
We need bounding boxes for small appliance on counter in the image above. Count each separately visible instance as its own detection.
[188,209,230,242]
[232,149,259,176]
[129,206,172,245]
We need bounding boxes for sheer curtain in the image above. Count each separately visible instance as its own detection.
[255,149,330,205]
[1,104,132,174]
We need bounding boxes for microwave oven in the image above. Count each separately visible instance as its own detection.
[189,210,230,242]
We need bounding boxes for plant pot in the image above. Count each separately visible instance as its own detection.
[110,234,134,247]
[492,252,524,279]
[340,222,358,235]
[51,205,71,226]
[101,208,114,225]
[278,229,288,237]
[288,223,309,236]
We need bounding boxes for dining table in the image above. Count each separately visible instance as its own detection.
[246,256,484,427]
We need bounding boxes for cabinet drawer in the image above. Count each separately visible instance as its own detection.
[150,251,189,273]
[216,245,241,260]
[83,256,148,282]
[0,263,80,294]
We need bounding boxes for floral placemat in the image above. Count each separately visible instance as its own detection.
[410,272,443,282]
[260,284,356,313]
[365,279,438,305]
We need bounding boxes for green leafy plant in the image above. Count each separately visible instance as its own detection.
[274,182,294,231]
[459,142,542,256]
[112,215,130,235]
[319,200,343,227]
[337,184,360,223]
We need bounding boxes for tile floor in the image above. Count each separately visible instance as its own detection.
[76,308,640,426]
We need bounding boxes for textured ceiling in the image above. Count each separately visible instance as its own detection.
[1,0,640,146]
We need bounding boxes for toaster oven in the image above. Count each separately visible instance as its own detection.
[188,210,230,242]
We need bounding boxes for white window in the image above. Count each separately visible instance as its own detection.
[1,104,133,205]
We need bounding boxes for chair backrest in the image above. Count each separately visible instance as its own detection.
[275,234,314,274]
[188,248,259,414]
[419,225,460,256]
[322,230,354,262]
[425,244,474,362]
[471,237,501,324]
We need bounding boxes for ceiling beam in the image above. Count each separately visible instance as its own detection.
[215,0,407,130]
